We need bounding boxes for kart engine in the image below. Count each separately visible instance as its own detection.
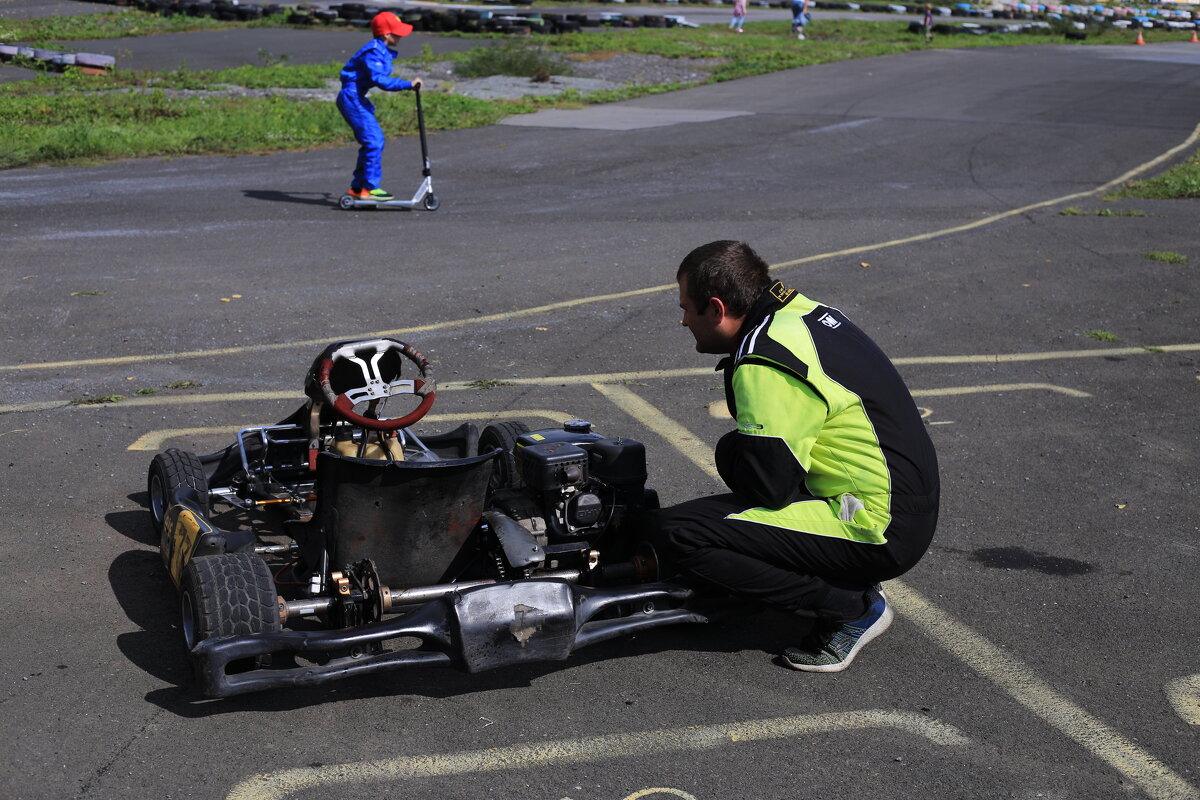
[486,421,656,580]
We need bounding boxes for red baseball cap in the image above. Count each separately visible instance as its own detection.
[370,12,413,38]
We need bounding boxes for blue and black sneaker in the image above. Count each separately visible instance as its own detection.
[783,585,893,673]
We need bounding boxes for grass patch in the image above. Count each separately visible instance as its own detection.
[1085,330,1118,342]
[1143,250,1188,264]
[1114,149,1200,199]
[72,394,125,405]
[455,42,574,79]
[136,387,159,395]
[7,15,1200,168]
[466,379,517,389]
[1,9,289,45]
[1096,208,1145,217]
[1059,206,1084,216]
[164,380,200,389]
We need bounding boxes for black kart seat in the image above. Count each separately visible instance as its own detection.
[312,449,497,588]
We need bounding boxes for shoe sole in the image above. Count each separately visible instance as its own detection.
[784,600,894,673]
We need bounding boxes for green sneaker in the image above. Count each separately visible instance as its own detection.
[367,188,395,201]
[783,586,893,673]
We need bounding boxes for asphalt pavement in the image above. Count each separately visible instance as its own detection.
[1,19,1199,800]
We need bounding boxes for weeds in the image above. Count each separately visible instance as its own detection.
[1115,149,1200,199]
[1144,251,1188,264]
[455,42,574,79]
[1085,330,1118,342]
[72,394,125,405]
[466,379,516,389]
[164,380,200,389]
[1059,207,1084,216]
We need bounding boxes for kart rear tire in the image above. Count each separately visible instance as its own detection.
[478,420,530,492]
[181,552,281,652]
[148,448,208,547]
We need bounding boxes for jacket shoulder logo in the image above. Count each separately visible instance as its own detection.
[769,282,795,303]
[818,312,841,329]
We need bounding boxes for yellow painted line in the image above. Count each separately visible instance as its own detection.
[597,384,1199,800]
[125,410,573,451]
[224,710,969,800]
[910,382,1091,399]
[14,347,1172,416]
[893,343,1200,366]
[6,115,1199,378]
[591,382,719,482]
[706,382,1091,419]
[770,121,1200,271]
[889,584,1199,800]
[1165,674,1200,726]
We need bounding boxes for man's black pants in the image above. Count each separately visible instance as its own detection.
[652,493,937,623]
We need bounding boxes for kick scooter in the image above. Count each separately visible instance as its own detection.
[338,87,439,211]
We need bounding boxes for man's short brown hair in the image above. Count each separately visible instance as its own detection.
[676,240,772,319]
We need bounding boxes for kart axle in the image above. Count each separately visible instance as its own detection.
[280,569,583,621]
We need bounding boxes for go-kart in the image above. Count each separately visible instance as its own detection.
[147,338,709,698]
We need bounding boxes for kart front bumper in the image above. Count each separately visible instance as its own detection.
[192,579,705,698]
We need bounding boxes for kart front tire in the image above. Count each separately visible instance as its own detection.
[148,448,209,554]
[181,552,281,652]
[478,420,531,492]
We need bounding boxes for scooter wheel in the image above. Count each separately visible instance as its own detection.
[338,194,356,210]
[422,192,440,212]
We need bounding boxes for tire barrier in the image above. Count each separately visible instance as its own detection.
[0,43,116,73]
[12,0,1197,61]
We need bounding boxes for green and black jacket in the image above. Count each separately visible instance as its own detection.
[714,282,939,544]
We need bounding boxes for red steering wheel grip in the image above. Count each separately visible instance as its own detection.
[331,388,435,431]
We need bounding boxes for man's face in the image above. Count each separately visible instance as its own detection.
[678,276,730,354]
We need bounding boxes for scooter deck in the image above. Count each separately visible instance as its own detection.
[340,196,418,209]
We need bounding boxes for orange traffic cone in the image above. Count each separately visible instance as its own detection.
[1134,29,1145,45]
[1191,29,1198,43]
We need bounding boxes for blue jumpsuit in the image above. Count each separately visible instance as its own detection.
[337,38,414,191]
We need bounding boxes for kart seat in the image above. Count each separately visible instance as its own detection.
[307,448,498,589]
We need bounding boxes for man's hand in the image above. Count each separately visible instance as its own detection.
[411,78,424,91]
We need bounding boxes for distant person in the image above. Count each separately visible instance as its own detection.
[654,241,940,672]
[923,3,934,42]
[730,0,747,32]
[791,0,811,39]
[337,12,424,202]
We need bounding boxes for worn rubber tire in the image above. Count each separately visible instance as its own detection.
[148,448,209,563]
[478,420,531,492]
[181,552,281,651]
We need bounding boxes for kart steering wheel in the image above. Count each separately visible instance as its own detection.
[313,339,436,431]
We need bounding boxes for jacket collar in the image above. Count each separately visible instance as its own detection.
[715,281,795,372]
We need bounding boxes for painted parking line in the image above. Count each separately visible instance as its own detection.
[3,111,1197,378]
[11,342,1195,417]
[598,383,1200,800]
[125,410,573,452]
[224,710,970,800]
[1166,675,1200,727]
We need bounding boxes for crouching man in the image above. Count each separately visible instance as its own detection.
[654,240,939,672]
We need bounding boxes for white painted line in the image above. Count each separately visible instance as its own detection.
[888,583,1199,800]
[1166,674,1200,726]
[591,382,719,481]
[224,710,969,800]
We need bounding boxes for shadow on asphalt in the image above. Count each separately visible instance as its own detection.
[138,606,805,718]
[242,189,340,208]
